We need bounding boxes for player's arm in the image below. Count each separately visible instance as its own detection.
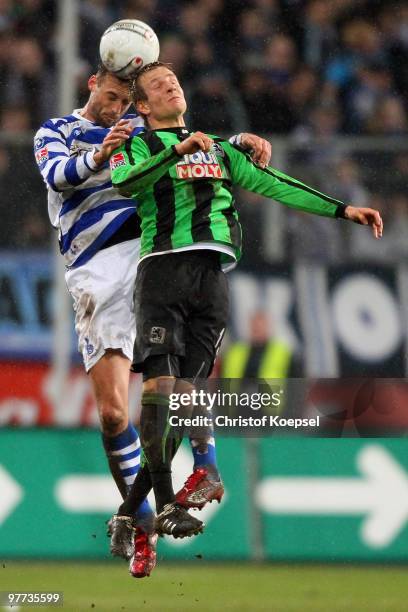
[111,132,213,196]
[110,135,181,196]
[221,141,382,237]
[34,119,133,192]
[34,121,99,191]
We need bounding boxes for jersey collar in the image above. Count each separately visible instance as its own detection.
[151,127,190,136]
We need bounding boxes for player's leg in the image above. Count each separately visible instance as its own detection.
[66,240,156,575]
[113,253,207,539]
[89,350,152,525]
[176,252,229,509]
[117,361,204,538]
[90,350,157,572]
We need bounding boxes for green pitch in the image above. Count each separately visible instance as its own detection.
[1,562,407,611]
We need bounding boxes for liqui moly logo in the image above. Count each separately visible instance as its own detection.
[176,151,224,179]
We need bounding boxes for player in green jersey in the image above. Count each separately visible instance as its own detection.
[109,62,383,540]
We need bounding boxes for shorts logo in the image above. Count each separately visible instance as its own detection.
[176,151,225,180]
[150,326,166,344]
[35,146,49,165]
[110,152,126,170]
[85,337,94,355]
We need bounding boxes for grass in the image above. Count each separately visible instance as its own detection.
[1,562,408,612]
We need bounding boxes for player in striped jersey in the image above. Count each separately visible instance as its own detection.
[34,65,272,574]
[110,62,383,539]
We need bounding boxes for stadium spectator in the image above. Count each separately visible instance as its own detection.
[328,158,370,207]
[5,36,54,127]
[286,66,319,127]
[286,209,344,263]
[302,0,337,70]
[158,34,189,80]
[235,9,273,69]
[222,309,302,378]
[346,62,394,133]
[349,193,408,263]
[0,143,46,248]
[121,0,159,26]
[366,95,408,135]
[79,0,115,67]
[291,103,342,170]
[220,309,303,420]
[189,70,248,133]
[240,69,296,134]
[264,34,298,90]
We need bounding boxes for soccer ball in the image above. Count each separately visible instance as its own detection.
[99,19,160,78]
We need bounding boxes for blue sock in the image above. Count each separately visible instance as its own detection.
[190,436,218,474]
[102,422,152,518]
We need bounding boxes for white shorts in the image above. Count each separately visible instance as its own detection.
[65,239,140,372]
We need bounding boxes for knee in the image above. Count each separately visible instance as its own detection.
[143,376,176,395]
[97,389,127,435]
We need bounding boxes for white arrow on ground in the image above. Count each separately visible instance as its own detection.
[255,445,408,548]
[55,445,224,545]
[0,465,23,525]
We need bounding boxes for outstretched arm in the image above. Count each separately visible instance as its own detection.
[222,141,383,238]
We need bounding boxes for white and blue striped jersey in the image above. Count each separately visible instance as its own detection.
[34,109,144,268]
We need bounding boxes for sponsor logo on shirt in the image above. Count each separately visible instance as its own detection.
[35,146,49,165]
[176,151,225,180]
[110,152,126,170]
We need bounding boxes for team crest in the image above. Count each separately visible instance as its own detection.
[150,326,166,344]
[211,143,225,157]
[34,137,45,150]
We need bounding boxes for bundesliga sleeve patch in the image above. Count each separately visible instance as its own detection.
[110,152,126,170]
[35,146,49,165]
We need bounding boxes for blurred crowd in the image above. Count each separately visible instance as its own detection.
[1,0,407,134]
[0,0,407,261]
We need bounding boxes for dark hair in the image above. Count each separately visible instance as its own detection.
[95,63,132,85]
[129,61,174,104]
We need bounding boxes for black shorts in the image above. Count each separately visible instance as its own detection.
[133,250,229,379]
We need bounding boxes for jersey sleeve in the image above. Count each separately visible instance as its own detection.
[110,136,181,197]
[34,120,99,192]
[220,141,347,219]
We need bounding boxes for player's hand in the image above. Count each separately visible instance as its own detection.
[344,205,383,239]
[240,133,271,168]
[175,132,213,156]
[94,120,133,166]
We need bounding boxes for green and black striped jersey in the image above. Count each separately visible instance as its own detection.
[110,127,347,270]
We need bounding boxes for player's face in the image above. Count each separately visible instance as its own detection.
[88,74,132,127]
[138,67,186,122]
